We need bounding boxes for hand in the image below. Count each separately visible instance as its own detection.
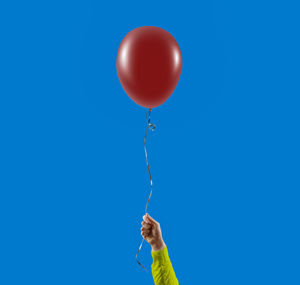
[141,213,166,251]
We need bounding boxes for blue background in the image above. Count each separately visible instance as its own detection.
[1,1,299,284]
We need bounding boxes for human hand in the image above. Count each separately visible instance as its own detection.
[141,213,166,251]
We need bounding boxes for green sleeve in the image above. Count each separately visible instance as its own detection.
[151,245,179,285]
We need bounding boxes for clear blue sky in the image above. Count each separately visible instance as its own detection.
[1,1,299,284]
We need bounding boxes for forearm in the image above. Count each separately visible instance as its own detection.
[151,239,166,252]
[151,245,179,285]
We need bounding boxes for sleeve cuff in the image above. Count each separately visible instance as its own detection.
[151,245,169,263]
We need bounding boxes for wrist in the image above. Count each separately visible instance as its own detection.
[151,239,166,252]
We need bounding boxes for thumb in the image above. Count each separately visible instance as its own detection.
[146,213,159,225]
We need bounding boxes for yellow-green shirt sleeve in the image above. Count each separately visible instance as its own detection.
[151,245,179,285]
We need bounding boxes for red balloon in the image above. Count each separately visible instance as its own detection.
[116,26,182,109]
